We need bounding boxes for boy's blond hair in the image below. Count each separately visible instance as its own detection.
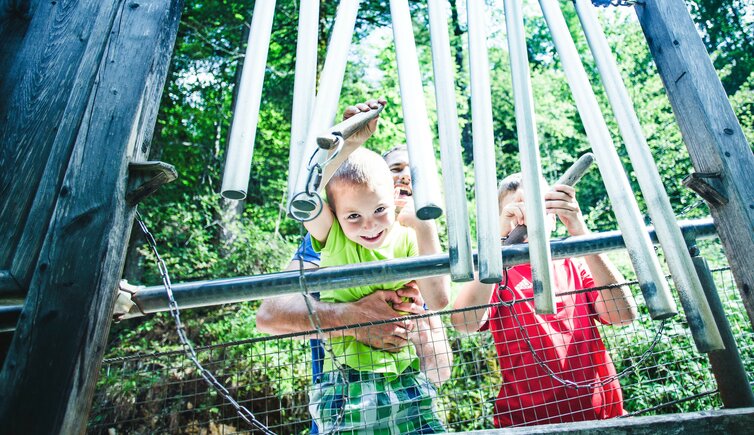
[326,148,393,210]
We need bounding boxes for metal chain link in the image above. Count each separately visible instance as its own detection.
[496,267,666,390]
[590,0,640,7]
[294,225,351,434]
[134,211,274,435]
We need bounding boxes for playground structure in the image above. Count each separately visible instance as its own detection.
[1,0,753,433]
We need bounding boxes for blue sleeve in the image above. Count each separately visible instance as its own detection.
[293,233,321,265]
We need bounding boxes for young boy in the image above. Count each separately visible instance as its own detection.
[305,147,450,434]
[451,173,637,428]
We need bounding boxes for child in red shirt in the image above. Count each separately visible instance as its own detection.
[451,173,637,427]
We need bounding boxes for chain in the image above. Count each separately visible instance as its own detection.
[590,0,640,7]
[134,211,274,435]
[294,225,351,434]
[496,267,666,390]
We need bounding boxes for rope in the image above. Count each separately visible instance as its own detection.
[134,211,274,435]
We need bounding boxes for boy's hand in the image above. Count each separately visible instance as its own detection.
[499,189,526,237]
[342,97,387,147]
[545,184,588,236]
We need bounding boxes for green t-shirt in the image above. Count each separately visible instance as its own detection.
[312,219,419,376]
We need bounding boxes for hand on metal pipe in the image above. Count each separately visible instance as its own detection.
[341,97,387,148]
[545,184,589,236]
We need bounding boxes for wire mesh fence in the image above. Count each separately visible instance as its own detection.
[89,265,754,434]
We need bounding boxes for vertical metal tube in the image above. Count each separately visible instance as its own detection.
[221,1,277,200]
[574,0,722,350]
[286,0,320,209]
[537,0,676,320]
[687,241,754,404]
[288,0,360,213]
[503,0,555,313]
[427,0,474,282]
[390,0,444,220]
[466,0,503,284]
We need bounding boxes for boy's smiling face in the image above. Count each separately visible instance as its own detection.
[331,179,396,249]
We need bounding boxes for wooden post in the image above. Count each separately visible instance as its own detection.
[0,0,183,433]
[635,0,754,330]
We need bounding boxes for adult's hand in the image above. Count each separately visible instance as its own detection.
[340,281,424,352]
[342,97,387,148]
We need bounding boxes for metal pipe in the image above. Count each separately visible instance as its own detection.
[537,0,676,320]
[288,0,360,214]
[427,0,474,282]
[120,219,717,319]
[687,240,754,403]
[503,0,555,313]
[316,104,385,150]
[574,0,722,351]
[221,0,277,200]
[389,0,444,220]
[286,0,319,209]
[466,0,503,284]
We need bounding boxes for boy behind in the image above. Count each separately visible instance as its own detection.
[305,148,449,434]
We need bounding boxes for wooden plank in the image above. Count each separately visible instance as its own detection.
[0,0,183,432]
[465,407,754,434]
[0,270,21,296]
[635,0,754,330]
[0,0,121,290]
[0,1,33,82]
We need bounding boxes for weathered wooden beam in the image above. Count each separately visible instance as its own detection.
[0,0,183,433]
[471,407,754,434]
[635,0,754,330]
[1,0,121,292]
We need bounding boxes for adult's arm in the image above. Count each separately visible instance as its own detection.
[397,201,450,310]
[256,261,424,351]
[546,184,638,325]
[411,313,452,386]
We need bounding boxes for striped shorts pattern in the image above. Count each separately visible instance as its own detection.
[309,367,445,434]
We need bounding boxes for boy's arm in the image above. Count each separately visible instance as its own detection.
[319,99,386,188]
[303,205,333,244]
[411,314,452,387]
[451,273,494,334]
[583,253,638,325]
[546,184,637,325]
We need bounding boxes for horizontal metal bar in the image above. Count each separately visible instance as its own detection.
[126,218,717,318]
[0,218,718,328]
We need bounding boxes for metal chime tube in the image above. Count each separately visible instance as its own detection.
[390,0,444,220]
[286,0,320,210]
[427,0,474,281]
[538,0,677,319]
[466,0,503,284]
[221,0,277,200]
[574,0,722,351]
[288,0,360,216]
[503,0,555,313]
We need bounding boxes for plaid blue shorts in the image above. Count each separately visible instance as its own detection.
[309,366,445,434]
